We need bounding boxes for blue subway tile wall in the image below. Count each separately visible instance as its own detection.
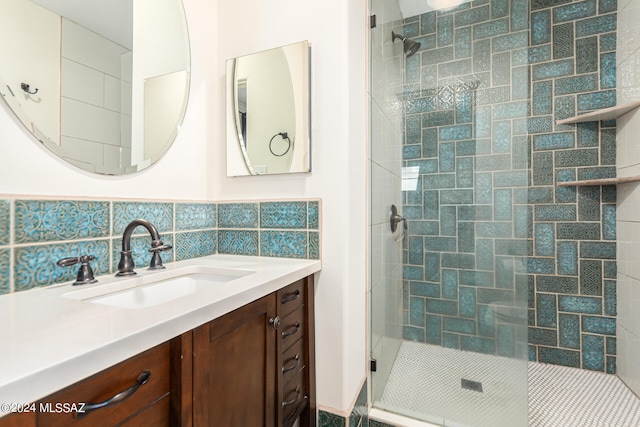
[400,0,616,373]
[0,198,321,294]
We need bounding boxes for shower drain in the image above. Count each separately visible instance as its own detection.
[461,378,484,393]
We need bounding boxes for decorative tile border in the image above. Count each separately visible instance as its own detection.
[15,240,111,291]
[175,230,217,261]
[218,203,259,228]
[176,203,217,231]
[14,200,110,244]
[218,230,260,256]
[0,200,10,246]
[0,249,10,294]
[113,202,173,235]
[111,235,174,274]
[0,197,321,294]
[260,230,308,258]
[260,201,308,229]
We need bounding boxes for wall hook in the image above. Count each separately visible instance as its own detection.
[21,83,38,95]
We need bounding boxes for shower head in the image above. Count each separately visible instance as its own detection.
[391,31,421,57]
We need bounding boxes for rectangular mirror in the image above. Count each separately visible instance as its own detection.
[226,41,311,176]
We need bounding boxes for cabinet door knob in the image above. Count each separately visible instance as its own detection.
[269,316,281,329]
[75,370,151,419]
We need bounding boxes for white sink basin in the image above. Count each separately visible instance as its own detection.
[90,274,236,309]
[63,267,255,309]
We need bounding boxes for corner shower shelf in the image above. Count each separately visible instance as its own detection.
[556,100,640,125]
[557,175,640,187]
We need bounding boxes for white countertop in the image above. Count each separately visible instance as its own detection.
[0,254,321,407]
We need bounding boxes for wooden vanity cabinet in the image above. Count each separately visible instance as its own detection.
[188,275,316,427]
[0,275,316,427]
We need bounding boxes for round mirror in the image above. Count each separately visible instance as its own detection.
[0,0,191,175]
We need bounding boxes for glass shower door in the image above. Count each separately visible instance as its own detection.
[369,0,530,425]
[368,0,406,409]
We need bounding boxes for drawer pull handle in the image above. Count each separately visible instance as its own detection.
[75,370,151,419]
[282,385,301,407]
[284,396,309,421]
[281,289,301,304]
[282,353,301,373]
[282,321,301,338]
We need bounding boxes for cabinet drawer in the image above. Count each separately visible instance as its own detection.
[119,394,170,427]
[277,279,305,318]
[37,342,170,427]
[282,366,307,425]
[281,337,306,386]
[280,306,305,351]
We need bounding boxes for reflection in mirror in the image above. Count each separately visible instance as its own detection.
[0,0,190,175]
[226,41,311,176]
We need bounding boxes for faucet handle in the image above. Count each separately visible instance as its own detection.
[148,240,172,270]
[56,255,98,285]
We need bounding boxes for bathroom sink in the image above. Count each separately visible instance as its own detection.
[63,267,255,309]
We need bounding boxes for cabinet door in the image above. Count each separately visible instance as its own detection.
[193,294,277,427]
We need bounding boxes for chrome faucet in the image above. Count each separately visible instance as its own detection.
[116,219,172,277]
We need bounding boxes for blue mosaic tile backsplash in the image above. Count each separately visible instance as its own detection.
[400,0,617,373]
[0,198,320,294]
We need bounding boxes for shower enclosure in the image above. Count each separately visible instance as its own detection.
[369,0,530,425]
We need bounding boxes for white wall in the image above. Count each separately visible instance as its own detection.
[214,0,368,413]
[615,0,640,396]
[0,0,368,415]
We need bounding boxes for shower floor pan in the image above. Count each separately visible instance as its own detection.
[374,341,640,427]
